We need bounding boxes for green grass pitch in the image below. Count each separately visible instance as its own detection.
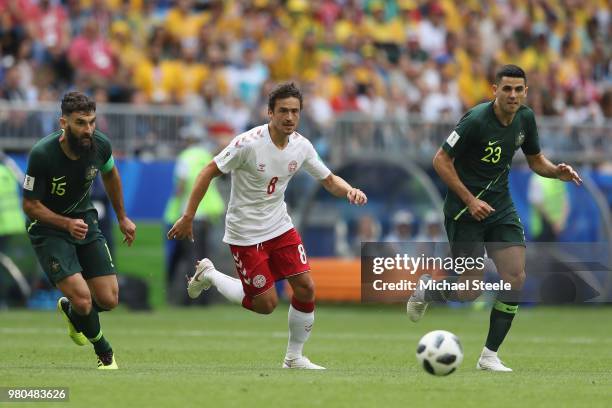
[1,304,611,407]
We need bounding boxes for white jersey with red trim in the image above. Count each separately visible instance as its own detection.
[214,124,331,246]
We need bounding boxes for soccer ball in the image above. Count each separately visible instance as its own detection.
[416,330,463,376]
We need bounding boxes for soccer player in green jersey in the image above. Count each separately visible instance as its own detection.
[407,65,582,371]
[22,92,136,369]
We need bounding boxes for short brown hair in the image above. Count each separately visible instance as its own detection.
[268,82,303,111]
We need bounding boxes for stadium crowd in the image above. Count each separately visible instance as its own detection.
[0,0,610,137]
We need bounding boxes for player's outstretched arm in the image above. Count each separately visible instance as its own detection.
[22,198,89,240]
[167,160,223,241]
[320,173,367,205]
[433,148,495,221]
[526,153,583,185]
[102,166,136,246]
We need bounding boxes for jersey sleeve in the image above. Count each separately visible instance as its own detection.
[22,147,47,200]
[441,110,478,158]
[521,108,541,156]
[96,131,115,173]
[301,140,331,180]
[214,136,247,174]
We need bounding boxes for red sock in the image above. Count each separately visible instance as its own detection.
[242,296,254,311]
[291,296,315,313]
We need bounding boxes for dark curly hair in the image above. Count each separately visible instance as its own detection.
[61,92,96,116]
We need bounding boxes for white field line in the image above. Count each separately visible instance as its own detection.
[0,327,611,344]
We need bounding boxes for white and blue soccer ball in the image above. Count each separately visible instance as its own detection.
[416,330,463,376]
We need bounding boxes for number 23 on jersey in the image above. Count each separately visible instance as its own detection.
[481,146,502,164]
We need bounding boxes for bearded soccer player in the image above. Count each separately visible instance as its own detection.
[22,92,136,369]
[168,83,367,369]
[407,65,582,371]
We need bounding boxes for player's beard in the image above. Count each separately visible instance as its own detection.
[65,125,96,158]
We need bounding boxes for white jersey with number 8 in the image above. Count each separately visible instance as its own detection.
[214,124,331,246]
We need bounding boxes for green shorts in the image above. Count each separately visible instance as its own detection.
[444,209,525,259]
[27,212,115,285]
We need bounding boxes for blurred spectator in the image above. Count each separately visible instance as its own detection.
[404,29,428,65]
[87,0,113,35]
[67,18,117,82]
[563,88,604,126]
[176,41,208,103]
[0,0,35,55]
[314,0,341,29]
[478,7,504,60]
[65,0,87,37]
[15,40,38,102]
[388,54,421,109]
[183,78,227,121]
[494,36,522,68]
[417,3,446,58]
[0,0,608,130]
[302,79,334,131]
[557,37,580,90]
[37,86,59,135]
[422,79,462,123]
[164,0,206,47]
[218,92,251,134]
[352,214,381,255]
[357,83,387,120]
[414,211,445,242]
[498,0,528,35]
[132,43,180,104]
[384,210,415,242]
[30,0,71,62]
[331,74,360,113]
[224,41,269,107]
[0,150,26,308]
[108,20,145,74]
[333,2,364,45]
[528,174,570,242]
[458,60,490,108]
[0,64,30,101]
[163,122,224,304]
[364,0,403,63]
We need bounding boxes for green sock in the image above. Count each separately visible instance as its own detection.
[88,331,112,355]
[68,304,112,354]
[485,300,519,352]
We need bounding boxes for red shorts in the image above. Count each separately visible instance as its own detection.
[229,228,310,297]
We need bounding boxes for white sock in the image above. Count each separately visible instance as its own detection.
[285,305,314,360]
[482,346,497,357]
[209,270,244,304]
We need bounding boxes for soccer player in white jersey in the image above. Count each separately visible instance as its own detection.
[168,83,367,369]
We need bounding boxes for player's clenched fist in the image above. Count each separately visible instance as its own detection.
[67,218,88,240]
[347,188,367,206]
[467,198,495,221]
